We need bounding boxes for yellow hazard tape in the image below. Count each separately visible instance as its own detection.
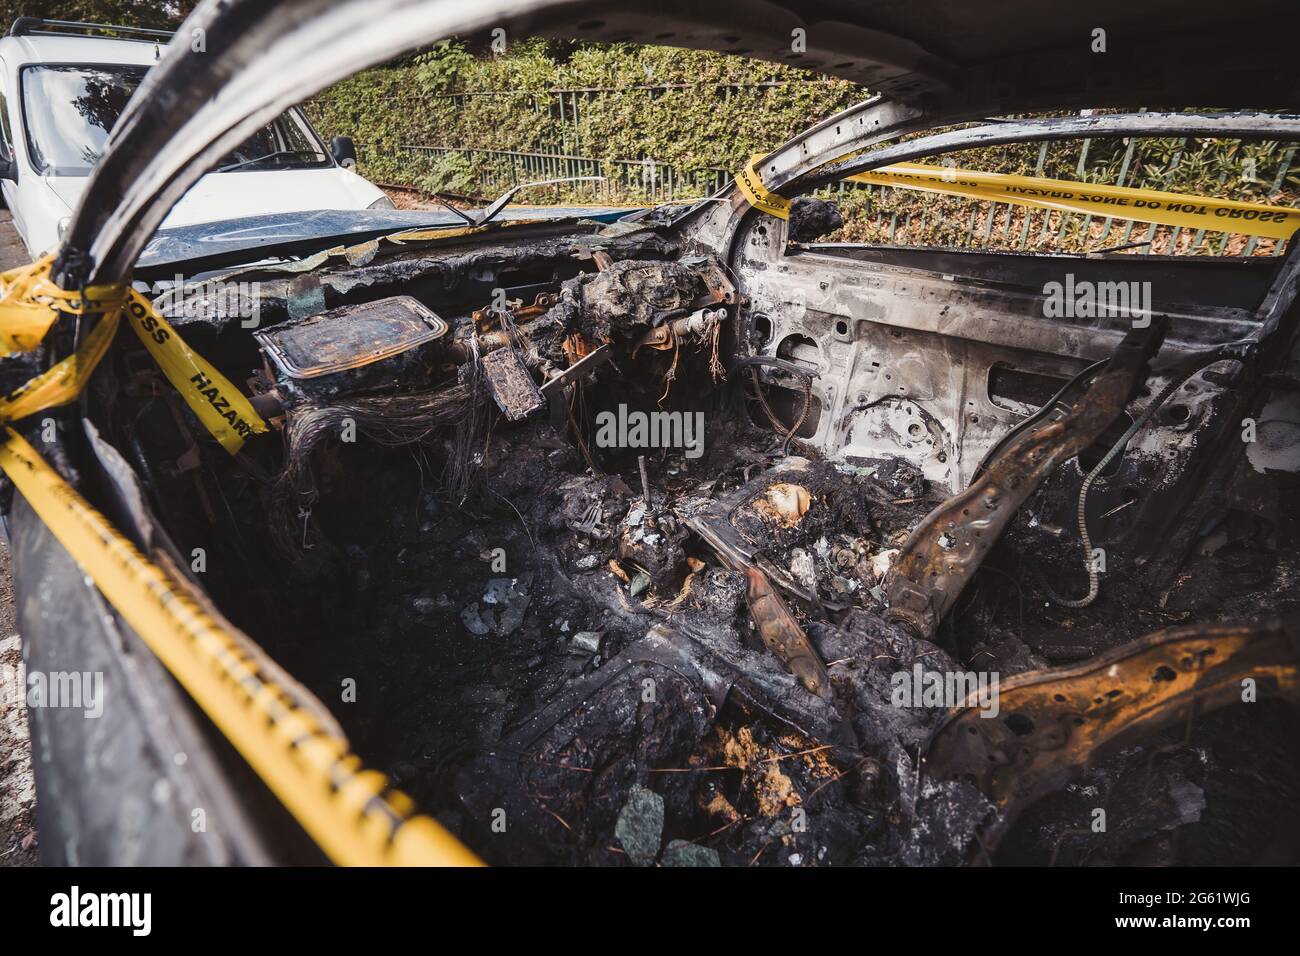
[0,255,267,453]
[0,307,121,424]
[120,289,266,454]
[736,155,1300,240]
[0,253,124,354]
[736,157,798,219]
[0,427,482,866]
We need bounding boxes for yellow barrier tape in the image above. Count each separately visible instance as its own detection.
[0,307,120,423]
[736,157,795,219]
[0,428,482,866]
[0,301,59,355]
[736,155,1300,240]
[388,224,490,244]
[386,217,542,244]
[0,257,267,454]
[0,254,126,355]
[121,290,266,454]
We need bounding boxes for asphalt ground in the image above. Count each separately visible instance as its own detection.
[0,210,36,866]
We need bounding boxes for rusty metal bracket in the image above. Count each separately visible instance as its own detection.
[687,257,738,309]
[472,291,557,334]
[744,564,832,701]
[883,318,1168,639]
[539,344,611,397]
[922,616,1300,853]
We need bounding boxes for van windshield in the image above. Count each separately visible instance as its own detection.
[21,64,329,176]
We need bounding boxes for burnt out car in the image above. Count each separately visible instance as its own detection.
[3,0,1299,867]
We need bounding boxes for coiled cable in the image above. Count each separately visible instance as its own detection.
[1041,360,1221,607]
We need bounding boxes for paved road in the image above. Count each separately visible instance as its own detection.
[0,210,36,866]
[0,210,26,270]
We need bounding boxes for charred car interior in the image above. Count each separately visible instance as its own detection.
[53,170,1298,866]
[5,0,1300,869]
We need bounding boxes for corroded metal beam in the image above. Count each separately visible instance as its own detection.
[884,318,1166,639]
[923,616,1300,853]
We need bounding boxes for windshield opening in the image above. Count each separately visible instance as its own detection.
[20,64,331,177]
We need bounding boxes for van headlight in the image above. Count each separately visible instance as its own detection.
[367,195,396,210]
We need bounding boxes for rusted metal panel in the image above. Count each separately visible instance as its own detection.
[744,565,832,701]
[924,617,1300,854]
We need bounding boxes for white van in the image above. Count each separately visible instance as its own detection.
[0,18,390,257]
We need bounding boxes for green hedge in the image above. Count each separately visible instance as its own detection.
[307,39,861,191]
[309,41,1297,254]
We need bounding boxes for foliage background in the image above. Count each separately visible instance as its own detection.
[8,8,1296,254]
[306,39,861,190]
[307,40,1296,254]
[9,1,197,28]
